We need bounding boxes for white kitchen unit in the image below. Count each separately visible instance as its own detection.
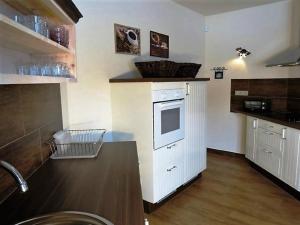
[245,116,258,162]
[110,80,208,204]
[245,116,300,192]
[0,0,79,84]
[283,128,300,189]
[184,82,207,183]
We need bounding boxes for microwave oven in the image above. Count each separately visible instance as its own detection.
[244,100,271,112]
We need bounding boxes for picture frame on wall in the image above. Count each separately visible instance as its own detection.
[114,23,141,55]
[215,71,224,79]
[150,31,169,58]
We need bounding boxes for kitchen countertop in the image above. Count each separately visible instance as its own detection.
[0,142,144,225]
[234,109,300,130]
[109,77,210,83]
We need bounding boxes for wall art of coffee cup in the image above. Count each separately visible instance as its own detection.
[114,23,141,55]
[150,31,169,58]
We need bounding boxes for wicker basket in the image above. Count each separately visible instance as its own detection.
[175,63,202,78]
[135,61,179,78]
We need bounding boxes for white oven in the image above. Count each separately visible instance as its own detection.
[153,89,185,150]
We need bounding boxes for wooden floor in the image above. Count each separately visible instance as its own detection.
[146,152,300,225]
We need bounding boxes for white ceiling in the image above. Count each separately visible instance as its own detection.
[173,0,285,16]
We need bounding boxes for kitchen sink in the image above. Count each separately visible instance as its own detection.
[15,211,114,225]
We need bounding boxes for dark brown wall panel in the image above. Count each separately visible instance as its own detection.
[0,84,62,203]
[231,79,249,95]
[0,85,24,147]
[288,79,300,98]
[249,79,288,97]
[231,78,300,113]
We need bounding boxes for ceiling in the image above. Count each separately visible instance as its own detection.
[173,0,285,16]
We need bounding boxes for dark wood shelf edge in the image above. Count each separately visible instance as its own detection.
[109,78,210,83]
[54,0,83,23]
[144,173,202,214]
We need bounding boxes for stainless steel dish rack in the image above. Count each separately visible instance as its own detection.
[49,129,106,159]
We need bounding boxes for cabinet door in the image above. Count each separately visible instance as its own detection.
[184,82,206,183]
[245,117,257,162]
[153,140,184,202]
[282,128,300,189]
[257,127,284,178]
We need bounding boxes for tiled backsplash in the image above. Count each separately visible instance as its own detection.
[231,78,300,113]
[0,84,62,203]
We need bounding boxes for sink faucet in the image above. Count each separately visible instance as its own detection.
[0,161,28,193]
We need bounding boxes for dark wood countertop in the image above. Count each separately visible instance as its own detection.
[0,142,144,225]
[233,110,300,130]
[109,77,210,83]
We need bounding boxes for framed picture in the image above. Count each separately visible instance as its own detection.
[114,23,141,55]
[150,31,169,58]
[215,71,224,79]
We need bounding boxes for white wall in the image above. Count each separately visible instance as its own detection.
[204,0,294,153]
[61,0,206,140]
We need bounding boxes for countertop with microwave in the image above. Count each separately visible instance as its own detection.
[0,142,144,225]
[233,109,300,130]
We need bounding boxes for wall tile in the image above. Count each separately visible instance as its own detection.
[0,85,24,147]
[0,131,42,201]
[231,79,249,95]
[20,84,62,133]
[0,84,63,203]
[288,79,300,98]
[249,79,288,97]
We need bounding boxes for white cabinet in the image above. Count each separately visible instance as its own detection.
[184,82,206,183]
[282,128,300,189]
[111,81,208,204]
[245,117,257,162]
[153,140,184,202]
[245,116,300,192]
[256,127,284,178]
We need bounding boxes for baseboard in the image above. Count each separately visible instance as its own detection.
[207,148,245,158]
[248,160,300,201]
[144,173,202,214]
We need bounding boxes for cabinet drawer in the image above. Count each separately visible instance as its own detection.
[153,140,184,202]
[257,145,282,177]
[257,128,283,155]
[154,141,183,170]
[258,120,285,134]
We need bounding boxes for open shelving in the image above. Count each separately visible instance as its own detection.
[0,14,74,55]
[3,0,74,25]
[0,74,76,84]
[0,0,78,84]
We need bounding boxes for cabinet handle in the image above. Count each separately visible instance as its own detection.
[263,149,272,154]
[253,119,257,129]
[167,166,177,172]
[186,83,190,96]
[167,144,176,149]
[282,128,287,139]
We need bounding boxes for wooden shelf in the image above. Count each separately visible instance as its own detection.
[3,0,74,25]
[0,14,74,55]
[0,74,76,84]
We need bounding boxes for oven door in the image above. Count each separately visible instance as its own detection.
[153,99,185,150]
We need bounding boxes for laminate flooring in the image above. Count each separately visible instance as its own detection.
[146,151,300,225]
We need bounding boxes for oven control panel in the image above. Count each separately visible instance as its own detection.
[152,89,185,102]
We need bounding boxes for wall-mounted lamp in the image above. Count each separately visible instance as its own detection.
[236,47,251,58]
